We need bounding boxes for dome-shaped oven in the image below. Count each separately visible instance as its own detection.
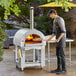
[13,28,46,47]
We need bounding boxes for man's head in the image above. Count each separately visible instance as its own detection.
[47,9,57,19]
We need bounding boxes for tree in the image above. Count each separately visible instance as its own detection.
[0,0,27,19]
[47,0,73,12]
[0,0,29,61]
[0,21,7,61]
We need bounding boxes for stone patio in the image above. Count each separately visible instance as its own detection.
[0,46,76,76]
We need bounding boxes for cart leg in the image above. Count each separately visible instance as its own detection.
[41,46,45,68]
[48,43,51,70]
[21,67,24,71]
[35,49,39,62]
[21,51,25,71]
[33,49,35,62]
[14,46,18,63]
[69,42,71,67]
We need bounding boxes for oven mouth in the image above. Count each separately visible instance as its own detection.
[25,34,42,44]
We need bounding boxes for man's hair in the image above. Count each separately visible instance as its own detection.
[47,9,57,16]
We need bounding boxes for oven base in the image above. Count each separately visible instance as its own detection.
[14,45,45,71]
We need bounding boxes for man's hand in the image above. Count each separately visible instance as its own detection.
[55,39,60,42]
[55,33,65,42]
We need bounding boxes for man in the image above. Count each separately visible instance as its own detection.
[47,9,67,74]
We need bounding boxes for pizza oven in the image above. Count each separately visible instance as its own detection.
[13,28,46,48]
[13,7,46,70]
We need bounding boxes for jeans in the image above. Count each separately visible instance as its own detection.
[56,47,66,71]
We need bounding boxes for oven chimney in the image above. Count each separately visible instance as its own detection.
[30,7,34,29]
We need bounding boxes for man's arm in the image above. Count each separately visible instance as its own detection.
[56,17,66,42]
[56,33,64,42]
[46,33,55,41]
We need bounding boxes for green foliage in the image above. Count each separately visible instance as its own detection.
[22,23,30,28]
[0,56,3,61]
[33,0,47,4]
[0,6,5,20]
[18,3,30,16]
[47,0,73,12]
[0,0,27,19]
[0,21,7,61]
[35,14,53,35]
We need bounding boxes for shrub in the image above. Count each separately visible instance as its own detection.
[0,21,7,61]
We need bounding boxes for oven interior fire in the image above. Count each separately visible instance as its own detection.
[25,34,42,44]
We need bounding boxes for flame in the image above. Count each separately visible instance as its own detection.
[26,34,33,40]
[25,34,42,44]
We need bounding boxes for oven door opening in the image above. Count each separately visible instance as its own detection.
[25,34,42,44]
